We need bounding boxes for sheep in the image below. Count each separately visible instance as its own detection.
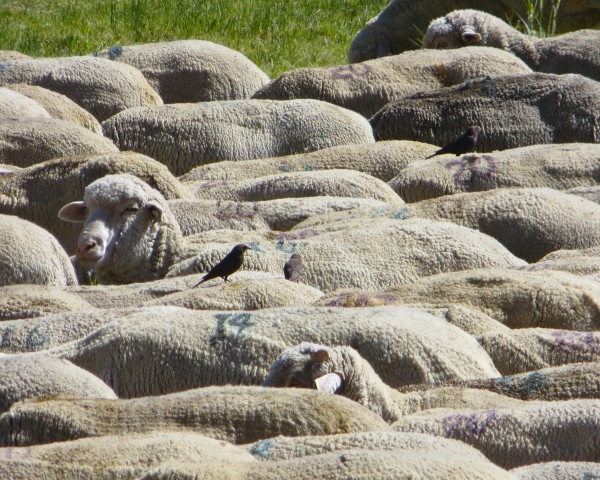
[101,99,375,176]
[0,116,118,168]
[0,433,256,480]
[0,284,92,321]
[460,362,600,401]
[252,47,531,118]
[58,174,525,289]
[0,87,51,118]
[0,152,192,254]
[319,268,600,331]
[527,246,600,277]
[393,399,600,468]
[173,217,526,293]
[170,197,393,234]
[0,386,391,447]
[478,328,600,375]
[263,342,521,423]
[348,0,600,63]
[405,187,600,262]
[0,50,29,60]
[423,9,600,81]
[389,143,600,202]
[566,185,600,205]
[0,353,116,413]
[188,169,405,209]
[0,56,163,121]
[370,73,600,150]
[511,461,600,480]
[43,306,499,398]
[7,83,102,133]
[0,214,77,287]
[180,140,436,184]
[58,173,195,284]
[246,431,494,462]
[93,40,270,103]
[141,448,516,479]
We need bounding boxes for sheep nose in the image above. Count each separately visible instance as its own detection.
[76,234,105,264]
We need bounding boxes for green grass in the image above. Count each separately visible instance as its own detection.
[0,0,385,78]
[510,0,563,38]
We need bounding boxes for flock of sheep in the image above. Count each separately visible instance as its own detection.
[1,1,600,478]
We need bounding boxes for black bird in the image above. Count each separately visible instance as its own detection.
[193,244,250,287]
[426,126,481,159]
[283,253,304,282]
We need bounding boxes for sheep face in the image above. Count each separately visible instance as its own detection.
[422,10,507,50]
[263,342,343,394]
[59,174,179,283]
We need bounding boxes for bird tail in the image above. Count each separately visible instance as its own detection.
[192,277,207,288]
[425,152,438,159]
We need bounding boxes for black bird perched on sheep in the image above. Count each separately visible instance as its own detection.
[193,244,250,287]
[283,253,304,282]
[426,126,481,158]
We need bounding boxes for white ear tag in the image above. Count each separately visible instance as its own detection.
[314,373,343,394]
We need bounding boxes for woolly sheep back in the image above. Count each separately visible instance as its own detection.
[94,40,269,103]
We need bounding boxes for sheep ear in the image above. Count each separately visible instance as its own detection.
[315,373,343,394]
[461,28,481,43]
[145,200,163,221]
[58,201,88,222]
[311,349,330,363]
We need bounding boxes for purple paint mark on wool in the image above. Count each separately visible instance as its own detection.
[445,154,497,189]
[331,63,373,80]
[277,229,321,241]
[324,292,397,307]
[551,330,600,355]
[442,410,498,438]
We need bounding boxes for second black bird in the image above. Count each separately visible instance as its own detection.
[193,244,250,287]
[426,126,481,158]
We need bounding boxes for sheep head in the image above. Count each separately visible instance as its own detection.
[58,174,184,284]
[422,9,521,50]
[263,342,344,394]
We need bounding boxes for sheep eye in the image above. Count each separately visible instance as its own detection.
[123,205,140,214]
[437,40,448,48]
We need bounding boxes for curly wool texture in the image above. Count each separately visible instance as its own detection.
[7,83,102,133]
[0,153,191,254]
[253,47,530,118]
[0,56,162,121]
[0,432,255,480]
[94,40,269,103]
[0,285,92,321]
[170,197,392,234]
[139,447,516,480]
[101,99,375,176]
[0,354,116,413]
[180,140,436,184]
[405,187,600,262]
[265,343,517,423]
[188,169,405,208]
[462,362,600,401]
[169,216,526,293]
[370,73,600,150]
[347,0,600,62]
[245,431,491,461]
[0,87,51,118]
[0,214,77,287]
[319,268,600,331]
[529,246,600,276]
[511,461,600,480]
[0,386,390,447]
[389,143,600,202]
[0,117,118,168]
[423,9,600,81]
[478,328,600,375]
[39,306,499,398]
[393,399,600,469]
